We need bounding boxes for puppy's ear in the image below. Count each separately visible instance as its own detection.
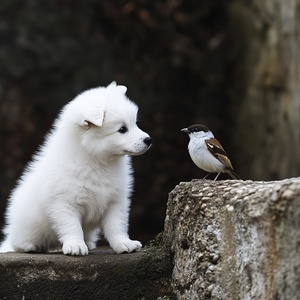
[81,105,105,128]
[116,85,127,94]
[108,81,127,94]
[108,81,117,88]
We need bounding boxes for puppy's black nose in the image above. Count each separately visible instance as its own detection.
[143,137,152,146]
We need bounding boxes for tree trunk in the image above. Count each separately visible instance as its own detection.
[228,0,300,180]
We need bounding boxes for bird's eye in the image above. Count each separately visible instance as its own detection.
[118,126,128,134]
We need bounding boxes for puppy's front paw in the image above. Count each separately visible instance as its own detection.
[112,239,142,254]
[62,240,88,256]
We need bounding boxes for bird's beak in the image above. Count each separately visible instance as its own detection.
[181,128,189,133]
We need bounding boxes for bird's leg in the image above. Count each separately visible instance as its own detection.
[213,172,221,181]
[192,173,212,182]
[203,173,211,180]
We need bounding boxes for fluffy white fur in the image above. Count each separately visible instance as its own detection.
[0,82,151,256]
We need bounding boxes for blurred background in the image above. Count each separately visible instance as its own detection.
[0,0,299,244]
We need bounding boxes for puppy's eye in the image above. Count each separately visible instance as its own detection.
[118,126,128,134]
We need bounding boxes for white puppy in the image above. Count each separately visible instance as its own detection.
[0,82,151,255]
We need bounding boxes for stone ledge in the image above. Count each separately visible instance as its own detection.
[0,246,173,300]
[163,178,300,300]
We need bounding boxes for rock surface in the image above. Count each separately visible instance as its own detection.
[0,246,173,300]
[1,178,299,300]
[163,178,300,300]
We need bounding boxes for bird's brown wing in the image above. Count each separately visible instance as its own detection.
[205,138,234,170]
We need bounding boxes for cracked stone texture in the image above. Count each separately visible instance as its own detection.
[163,178,300,300]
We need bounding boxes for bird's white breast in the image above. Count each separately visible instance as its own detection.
[188,136,224,173]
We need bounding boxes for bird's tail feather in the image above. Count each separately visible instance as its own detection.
[228,169,242,180]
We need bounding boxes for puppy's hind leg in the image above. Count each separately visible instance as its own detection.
[0,239,14,253]
[84,228,100,251]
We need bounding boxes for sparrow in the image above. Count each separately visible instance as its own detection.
[181,124,241,180]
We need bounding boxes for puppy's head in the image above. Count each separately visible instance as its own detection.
[64,82,151,159]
